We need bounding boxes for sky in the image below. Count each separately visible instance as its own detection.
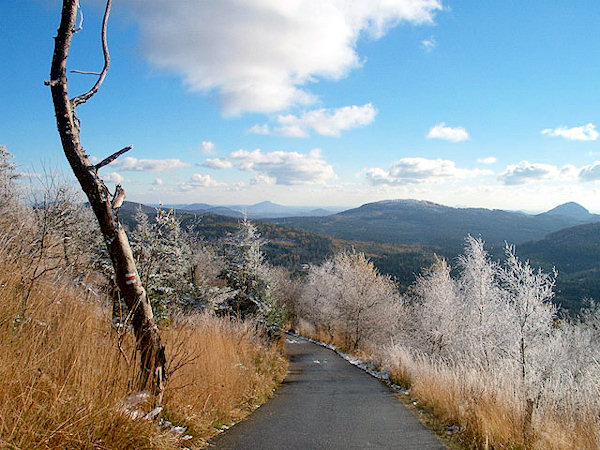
[3,0,600,212]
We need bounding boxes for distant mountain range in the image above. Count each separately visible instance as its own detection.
[121,198,600,311]
[159,200,345,219]
[269,199,600,249]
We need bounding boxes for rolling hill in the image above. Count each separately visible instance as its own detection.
[517,221,600,310]
[120,200,600,310]
[270,199,598,249]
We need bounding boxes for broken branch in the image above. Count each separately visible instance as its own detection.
[95,145,132,170]
[71,70,102,75]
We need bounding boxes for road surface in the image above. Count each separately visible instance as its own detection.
[211,335,446,449]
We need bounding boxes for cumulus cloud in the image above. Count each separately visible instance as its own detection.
[365,157,488,185]
[427,122,470,142]
[179,173,226,191]
[499,161,561,185]
[249,124,270,135]
[251,104,377,137]
[421,35,437,52]
[227,148,336,185]
[201,141,215,154]
[250,175,276,185]
[499,160,600,184]
[579,161,600,181]
[109,156,189,172]
[103,172,125,183]
[124,0,443,115]
[541,123,599,141]
[201,158,233,169]
[477,157,497,164]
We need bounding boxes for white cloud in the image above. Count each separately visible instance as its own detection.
[477,156,497,164]
[153,178,164,185]
[109,156,189,172]
[427,122,470,142]
[250,175,276,185]
[124,0,443,115]
[201,141,215,154]
[499,161,561,185]
[252,104,377,137]
[500,160,600,184]
[365,157,488,185]
[541,123,599,141]
[201,158,233,169]
[179,173,226,191]
[579,161,600,181]
[228,148,336,185]
[103,172,124,183]
[249,124,270,135]
[421,35,436,52]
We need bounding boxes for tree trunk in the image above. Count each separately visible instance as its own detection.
[48,0,166,398]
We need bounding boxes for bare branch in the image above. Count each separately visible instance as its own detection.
[71,0,112,107]
[73,4,84,33]
[71,70,101,75]
[95,145,133,170]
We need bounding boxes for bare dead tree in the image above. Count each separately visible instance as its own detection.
[47,0,166,399]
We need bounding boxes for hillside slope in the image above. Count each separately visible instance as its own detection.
[517,221,600,310]
[271,199,596,248]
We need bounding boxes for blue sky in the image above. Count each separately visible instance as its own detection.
[3,0,600,211]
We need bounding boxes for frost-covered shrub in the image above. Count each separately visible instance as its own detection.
[300,250,401,350]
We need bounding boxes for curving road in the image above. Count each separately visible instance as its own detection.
[211,335,446,449]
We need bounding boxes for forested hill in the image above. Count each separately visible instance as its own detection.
[119,201,437,290]
[517,221,600,310]
[270,199,599,248]
[120,200,600,309]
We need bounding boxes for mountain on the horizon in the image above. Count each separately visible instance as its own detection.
[270,199,600,249]
[121,198,600,310]
[159,200,342,218]
[539,201,599,221]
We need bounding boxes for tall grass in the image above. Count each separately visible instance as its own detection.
[379,344,599,449]
[0,260,286,449]
[163,314,287,445]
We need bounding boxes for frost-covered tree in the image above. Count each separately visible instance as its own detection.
[220,216,286,336]
[298,258,338,336]
[410,257,462,358]
[0,146,20,219]
[300,250,400,350]
[498,244,557,437]
[28,178,100,279]
[127,207,212,321]
[457,236,512,366]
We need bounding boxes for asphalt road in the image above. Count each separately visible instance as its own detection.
[210,335,446,449]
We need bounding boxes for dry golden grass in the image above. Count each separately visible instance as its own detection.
[162,314,287,445]
[382,346,599,450]
[0,263,286,449]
